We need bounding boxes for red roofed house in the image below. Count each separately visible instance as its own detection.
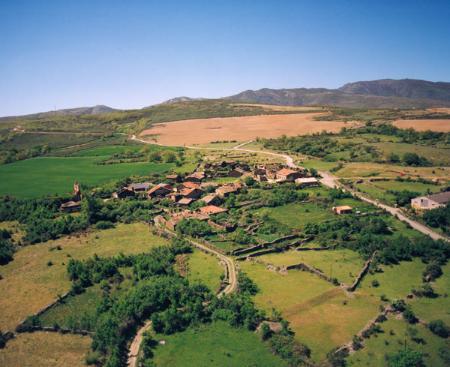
[147,183,173,198]
[179,187,204,200]
[198,205,228,216]
[185,172,206,182]
[215,183,242,198]
[276,168,303,182]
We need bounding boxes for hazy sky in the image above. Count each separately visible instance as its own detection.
[1,0,449,116]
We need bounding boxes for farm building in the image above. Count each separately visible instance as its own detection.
[181,181,201,190]
[201,193,221,206]
[295,177,319,188]
[166,174,181,182]
[176,197,194,206]
[147,183,173,198]
[113,187,135,199]
[198,205,228,216]
[179,187,204,200]
[185,171,206,182]
[411,191,450,210]
[60,200,81,213]
[276,168,303,182]
[215,183,242,198]
[128,182,151,192]
[332,205,353,215]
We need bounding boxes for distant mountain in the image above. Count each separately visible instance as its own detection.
[339,79,450,101]
[226,79,450,108]
[160,96,202,104]
[0,105,118,120]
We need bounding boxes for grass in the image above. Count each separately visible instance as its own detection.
[335,162,450,179]
[359,259,426,301]
[260,249,365,284]
[355,179,445,206]
[187,249,224,293]
[152,321,287,367]
[0,223,168,331]
[240,261,380,361]
[0,156,174,198]
[347,316,450,367]
[0,331,91,367]
[258,202,334,230]
[410,263,450,325]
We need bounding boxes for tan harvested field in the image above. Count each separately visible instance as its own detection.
[140,113,356,145]
[393,119,450,132]
[231,103,326,112]
[0,332,91,367]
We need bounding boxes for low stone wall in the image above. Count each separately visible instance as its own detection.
[296,244,337,252]
[346,251,377,292]
[232,234,299,256]
[286,262,339,285]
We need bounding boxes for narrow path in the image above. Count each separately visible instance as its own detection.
[127,320,153,367]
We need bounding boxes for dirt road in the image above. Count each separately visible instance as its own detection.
[127,320,153,367]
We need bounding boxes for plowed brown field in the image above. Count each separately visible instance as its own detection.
[139,113,356,145]
[394,119,450,132]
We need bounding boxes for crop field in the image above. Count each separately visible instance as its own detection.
[0,156,173,198]
[139,113,357,145]
[359,259,426,300]
[187,249,223,293]
[0,331,91,367]
[151,321,287,367]
[347,316,450,367]
[373,141,450,165]
[393,118,450,132]
[240,262,379,361]
[411,263,450,324]
[261,249,365,284]
[335,162,450,179]
[0,223,168,331]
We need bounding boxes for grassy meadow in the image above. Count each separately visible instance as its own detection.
[187,249,224,293]
[0,223,168,331]
[0,332,91,367]
[240,261,380,361]
[347,316,450,367]
[261,249,365,284]
[152,321,287,367]
[0,155,173,198]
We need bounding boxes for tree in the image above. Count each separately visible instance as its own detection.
[260,323,272,340]
[387,348,424,367]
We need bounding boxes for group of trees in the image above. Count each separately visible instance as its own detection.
[0,229,14,265]
[423,203,450,232]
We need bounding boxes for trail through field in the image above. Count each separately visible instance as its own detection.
[127,320,153,367]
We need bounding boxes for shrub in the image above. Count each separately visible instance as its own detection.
[94,221,115,230]
[428,320,449,338]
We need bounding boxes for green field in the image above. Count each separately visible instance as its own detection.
[151,321,287,367]
[0,223,168,331]
[187,250,224,293]
[240,261,380,361]
[261,249,365,284]
[360,259,426,300]
[0,155,173,197]
[347,316,450,367]
[355,179,445,205]
[411,263,450,325]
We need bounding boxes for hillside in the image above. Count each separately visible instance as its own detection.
[339,79,450,101]
[226,79,450,108]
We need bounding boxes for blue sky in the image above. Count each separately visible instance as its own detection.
[1,0,449,116]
